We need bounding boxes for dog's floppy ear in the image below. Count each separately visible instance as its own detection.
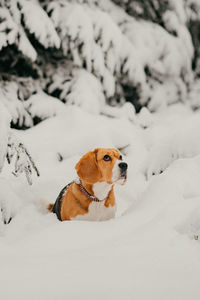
[75,149,101,183]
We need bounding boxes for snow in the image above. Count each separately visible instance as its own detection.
[1,0,200,298]
[99,0,194,106]
[0,102,11,171]
[123,19,193,80]
[19,0,60,49]
[0,81,33,127]
[0,7,18,50]
[1,0,195,113]
[1,103,200,299]
[0,2,37,61]
[66,69,105,114]
[46,0,148,99]
[24,91,65,120]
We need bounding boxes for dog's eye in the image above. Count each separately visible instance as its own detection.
[103,155,111,161]
[119,155,122,160]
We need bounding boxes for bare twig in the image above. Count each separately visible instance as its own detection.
[118,144,130,152]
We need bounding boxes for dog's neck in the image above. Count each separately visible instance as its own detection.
[93,182,113,201]
[76,179,113,201]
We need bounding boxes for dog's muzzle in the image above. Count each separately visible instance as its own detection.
[119,162,128,172]
[119,162,128,179]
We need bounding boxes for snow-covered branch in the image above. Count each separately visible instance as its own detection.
[7,134,40,185]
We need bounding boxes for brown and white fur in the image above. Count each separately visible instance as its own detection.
[47,148,128,221]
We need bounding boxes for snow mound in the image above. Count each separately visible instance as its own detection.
[1,104,200,299]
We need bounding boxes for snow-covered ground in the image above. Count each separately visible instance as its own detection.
[1,103,200,300]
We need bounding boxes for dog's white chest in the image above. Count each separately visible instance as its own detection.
[72,202,116,221]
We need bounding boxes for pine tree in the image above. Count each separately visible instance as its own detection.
[0,0,199,124]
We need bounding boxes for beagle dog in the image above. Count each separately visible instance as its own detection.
[47,148,128,221]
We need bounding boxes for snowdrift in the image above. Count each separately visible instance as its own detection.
[1,104,200,299]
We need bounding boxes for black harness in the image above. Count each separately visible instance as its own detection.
[52,183,72,221]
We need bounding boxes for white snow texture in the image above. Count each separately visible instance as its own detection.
[1,0,200,300]
[0,104,200,299]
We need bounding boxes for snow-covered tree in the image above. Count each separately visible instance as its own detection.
[0,0,199,129]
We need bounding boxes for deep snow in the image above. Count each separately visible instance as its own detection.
[1,104,200,300]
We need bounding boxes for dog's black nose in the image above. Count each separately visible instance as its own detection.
[119,162,128,171]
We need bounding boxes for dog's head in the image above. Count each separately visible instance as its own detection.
[75,148,128,185]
